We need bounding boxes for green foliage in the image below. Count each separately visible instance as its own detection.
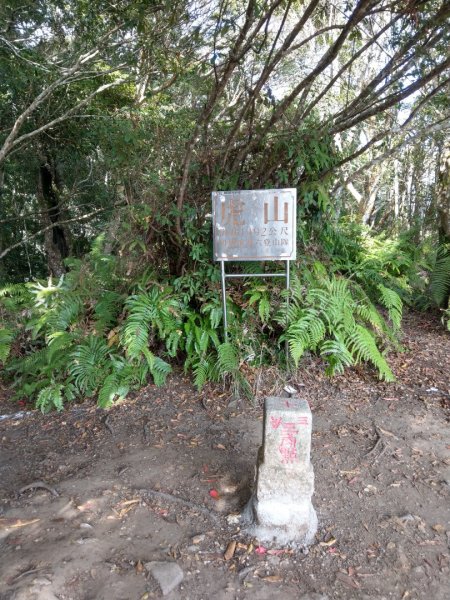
[281,268,396,381]
[2,223,431,411]
[0,328,13,363]
[36,383,64,413]
[69,336,110,395]
[429,244,450,307]
[0,236,174,410]
[377,284,402,331]
[244,285,271,324]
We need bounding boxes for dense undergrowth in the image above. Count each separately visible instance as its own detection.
[0,225,448,412]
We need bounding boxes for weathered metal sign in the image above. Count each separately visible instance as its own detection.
[212,189,297,261]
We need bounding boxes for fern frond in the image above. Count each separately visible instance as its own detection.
[151,356,172,386]
[98,373,121,408]
[377,284,402,330]
[0,283,29,298]
[47,331,76,359]
[320,338,354,375]
[347,325,394,381]
[430,244,450,307]
[122,293,154,358]
[36,383,64,413]
[193,358,211,390]
[17,347,50,374]
[286,309,325,365]
[288,337,306,366]
[258,296,271,323]
[70,336,109,395]
[0,328,14,363]
[218,342,239,373]
[47,293,83,332]
[94,291,123,332]
[142,348,171,386]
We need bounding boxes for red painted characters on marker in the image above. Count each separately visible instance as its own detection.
[270,416,282,429]
[278,422,299,464]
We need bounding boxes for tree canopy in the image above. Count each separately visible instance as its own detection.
[0,0,449,410]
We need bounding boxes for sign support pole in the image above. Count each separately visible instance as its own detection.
[220,260,228,340]
[285,259,290,365]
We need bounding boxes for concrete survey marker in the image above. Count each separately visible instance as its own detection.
[242,397,318,546]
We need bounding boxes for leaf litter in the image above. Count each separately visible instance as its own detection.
[0,311,449,599]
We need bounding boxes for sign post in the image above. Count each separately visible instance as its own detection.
[212,189,297,341]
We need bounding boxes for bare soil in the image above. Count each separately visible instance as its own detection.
[0,311,449,600]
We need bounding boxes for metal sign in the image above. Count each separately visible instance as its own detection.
[212,189,296,261]
[211,189,297,345]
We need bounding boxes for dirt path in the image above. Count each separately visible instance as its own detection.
[0,311,449,600]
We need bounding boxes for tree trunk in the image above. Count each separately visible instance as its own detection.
[38,157,69,277]
[437,141,450,244]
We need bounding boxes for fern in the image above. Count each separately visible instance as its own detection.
[193,358,212,390]
[98,373,121,408]
[122,293,153,358]
[36,383,64,413]
[286,309,326,366]
[122,288,183,358]
[218,342,239,372]
[94,291,123,332]
[0,328,14,363]
[46,293,83,332]
[377,284,402,330]
[283,267,397,381]
[70,336,110,395]
[430,244,450,307]
[142,348,171,386]
[346,325,394,382]
[320,338,354,375]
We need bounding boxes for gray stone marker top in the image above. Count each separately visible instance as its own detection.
[263,397,312,469]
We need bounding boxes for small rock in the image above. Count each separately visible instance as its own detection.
[226,513,240,525]
[398,514,415,524]
[33,577,52,586]
[396,545,411,571]
[298,594,329,600]
[386,542,396,551]
[192,534,205,544]
[80,522,93,529]
[145,561,184,596]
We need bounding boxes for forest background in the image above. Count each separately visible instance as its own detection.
[0,0,449,412]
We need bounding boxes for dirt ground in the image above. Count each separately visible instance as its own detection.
[0,311,449,600]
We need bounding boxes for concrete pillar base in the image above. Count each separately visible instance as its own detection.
[241,397,318,547]
[242,495,318,546]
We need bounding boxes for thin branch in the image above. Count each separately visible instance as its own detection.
[218,0,320,177]
[0,23,125,165]
[0,35,52,71]
[335,117,450,193]
[1,78,129,159]
[298,13,401,125]
[331,2,450,129]
[332,55,450,134]
[230,0,379,173]
[0,203,126,260]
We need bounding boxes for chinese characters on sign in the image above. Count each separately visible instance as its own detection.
[212,189,297,261]
[270,413,310,464]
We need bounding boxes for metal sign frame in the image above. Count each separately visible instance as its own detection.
[212,189,296,342]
